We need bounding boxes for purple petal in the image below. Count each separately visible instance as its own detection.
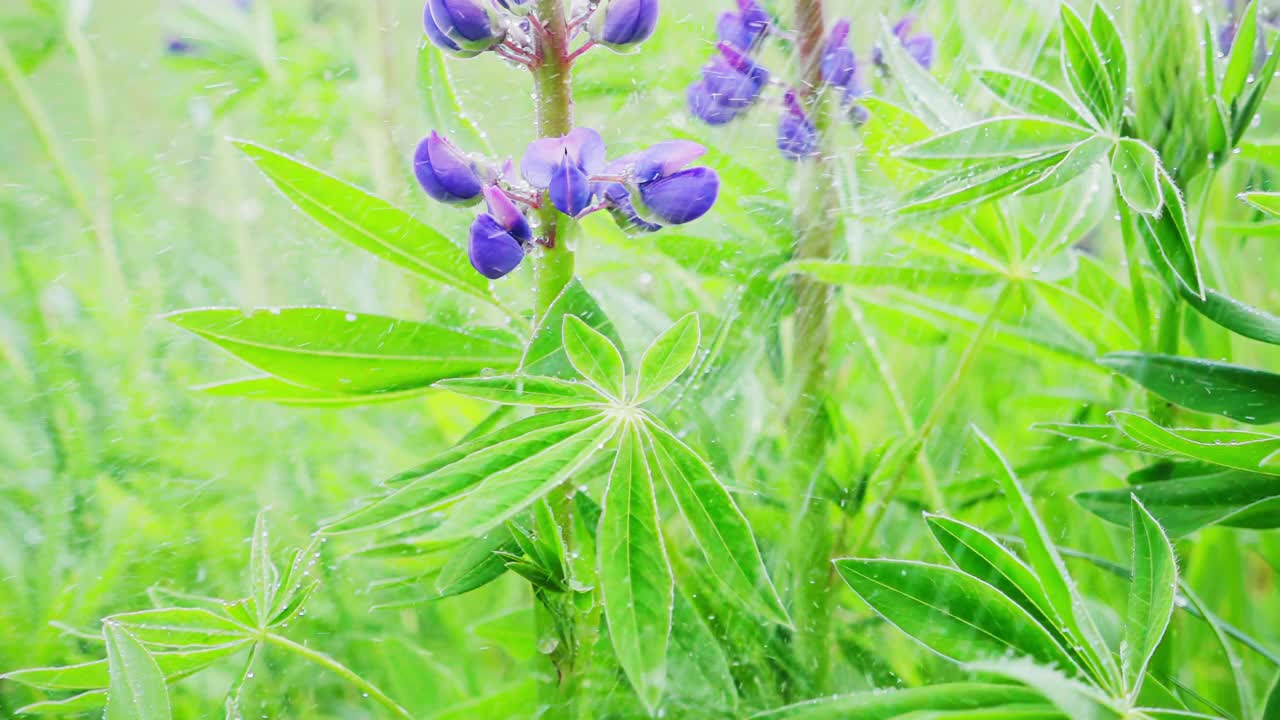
[903,34,935,70]
[565,127,608,175]
[423,1,463,52]
[605,184,663,233]
[632,140,707,183]
[594,0,659,48]
[638,167,720,225]
[430,0,496,46]
[687,81,743,125]
[414,132,483,204]
[469,214,526,279]
[521,137,564,188]
[483,185,532,242]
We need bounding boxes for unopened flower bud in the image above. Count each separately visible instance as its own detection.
[413,131,485,205]
[589,0,660,53]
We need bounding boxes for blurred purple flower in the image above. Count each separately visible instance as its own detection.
[687,42,769,125]
[589,0,660,52]
[872,15,935,70]
[777,90,818,159]
[469,186,530,279]
[414,131,485,205]
[717,0,771,51]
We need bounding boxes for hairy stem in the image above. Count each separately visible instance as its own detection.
[784,0,840,694]
[0,32,128,307]
[264,633,413,720]
[530,2,580,715]
[851,282,1015,556]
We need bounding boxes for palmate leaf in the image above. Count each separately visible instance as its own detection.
[833,558,1079,671]
[1110,139,1164,216]
[104,623,170,720]
[1109,411,1280,475]
[522,278,624,379]
[168,307,522,395]
[322,410,603,533]
[1133,169,1204,300]
[234,141,494,305]
[878,16,967,129]
[1076,464,1280,536]
[106,608,252,648]
[196,376,432,407]
[968,659,1119,720]
[250,511,277,628]
[1123,497,1178,698]
[973,428,1122,692]
[1088,4,1127,127]
[1230,32,1280,145]
[1222,0,1260,105]
[751,683,1048,719]
[1183,288,1280,347]
[2,643,253,691]
[1059,4,1116,129]
[562,314,627,400]
[15,690,110,717]
[642,420,789,625]
[599,422,673,714]
[1100,353,1280,425]
[1242,191,1280,219]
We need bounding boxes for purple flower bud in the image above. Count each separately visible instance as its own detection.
[424,0,503,56]
[821,19,859,90]
[414,131,485,205]
[872,15,935,70]
[717,0,771,51]
[589,0,660,52]
[523,128,607,195]
[166,36,197,55]
[777,90,818,160]
[469,214,527,279]
[687,81,744,125]
[705,43,770,106]
[549,150,594,216]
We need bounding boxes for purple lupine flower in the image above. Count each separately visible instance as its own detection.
[614,141,720,226]
[414,131,485,205]
[166,37,197,55]
[589,0,660,52]
[717,0,771,51]
[469,186,530,279]
[601,182,663,233]
[872,15,935,70]
[522,128,607,216]
[777,90,818,159]
[687,42,769,125]
[821,19,870,122]
[424,0,503,56]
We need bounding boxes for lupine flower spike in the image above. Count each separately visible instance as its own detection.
[777,90,819,159]
[717,0,771,51]
[872,15,935,70]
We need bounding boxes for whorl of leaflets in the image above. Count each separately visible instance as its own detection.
[687,0,935,159]
[413,0,721,280]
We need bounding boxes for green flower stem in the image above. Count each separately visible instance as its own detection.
[0,31,128,307]
[264,633,413,720]
[851,282,1015,557]
[532,0,577,320]
[784,0,840,693]
[529,3,581,715]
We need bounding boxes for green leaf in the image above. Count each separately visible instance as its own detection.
[1088,3,1127,127]
[522,278,624,378]
[196,376,432,407]
[633,313,701,405]
[107,608,251,648]
[878,17,967,129]
[323,411,605,534]
[15,690,109,716]
[642,420,789,625]
[1222,0,1259,104]
[975,68,1090,126]
[1100,352,1280,424]
[968,659,1119,720]
[666,590,738,711]
[599,423,673,714]
[434,531,517,599]
[1134,168,1204,299]
[898,151,1073,216]
[1059,4,1115,128]
[974,428,1122,691]
[562,314,626,400]
[168,307,522,394]
[250,512,277,628]
[1183,288,1280,347]
[1109,411,1280,475]
[1111,139,1164,216]
[897,117,1094,167]
[1231,34,1280,145]
[1264,671,1280,720]
[423,417,619,541]
[924,515,1078,666]
[234,140,492,304]
[434,375,610,407]
[833,558,1079,670]
[1076,466,1280,536]
[416,43,491,155]
[2,643,252,690]
[104,623,171,720]
[1123,497,1178,697]
[1242,191,1280,219]
[750,683,1045,720]
[779,260,1002,290]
